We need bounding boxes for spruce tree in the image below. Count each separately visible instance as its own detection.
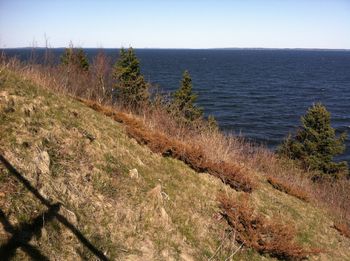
[278,103,348,177]
[75,49,89,71]
[60,48,73,66]
[113,47,149,108]
[61,47,89,71]
[171,70,203,122]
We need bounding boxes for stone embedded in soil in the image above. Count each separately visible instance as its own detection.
[129,168,139,179]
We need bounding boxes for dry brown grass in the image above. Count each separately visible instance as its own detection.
[79,98,256,192]
[333,222,350,239]
[312,178,350,220]
[0,57,113,105]
[0,162,20,208]
[267,176,310,202]
[218,193,321,260]
[241,146,350,221]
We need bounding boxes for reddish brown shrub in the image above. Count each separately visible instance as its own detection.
[79,99,256,192]
[218,193,321,260]
[267,176,310,202]
[333,222,350,239]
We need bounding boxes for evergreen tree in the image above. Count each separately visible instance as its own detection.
[278,103,348,177]
[75,49,89,71]
[171,70,203,122]
[113,47,149,108]
[60,48,73,66]
[61,47,89,71]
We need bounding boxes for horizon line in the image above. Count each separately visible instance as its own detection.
[1,46,350,51]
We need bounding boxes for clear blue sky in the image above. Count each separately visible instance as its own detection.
[1,0,349,49]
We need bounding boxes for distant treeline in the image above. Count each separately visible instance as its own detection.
[0,47,121,65]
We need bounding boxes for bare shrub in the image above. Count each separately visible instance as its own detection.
[312,178,350,221]
[91,49,113,103]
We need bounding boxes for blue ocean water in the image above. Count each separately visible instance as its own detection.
[2,48,350,163]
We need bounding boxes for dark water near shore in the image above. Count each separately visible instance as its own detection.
[2,48,350,163]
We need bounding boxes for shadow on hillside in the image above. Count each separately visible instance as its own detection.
[0,154,109,261]
[0,205,58,260]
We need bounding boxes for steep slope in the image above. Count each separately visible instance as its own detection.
[0,69,349,260]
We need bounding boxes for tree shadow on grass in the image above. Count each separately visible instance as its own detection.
[0,205,58,260]
[0,154,108,261]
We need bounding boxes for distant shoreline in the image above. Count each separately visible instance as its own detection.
[1,47,350,51]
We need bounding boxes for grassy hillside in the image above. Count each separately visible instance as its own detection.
[0,69,349,260]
